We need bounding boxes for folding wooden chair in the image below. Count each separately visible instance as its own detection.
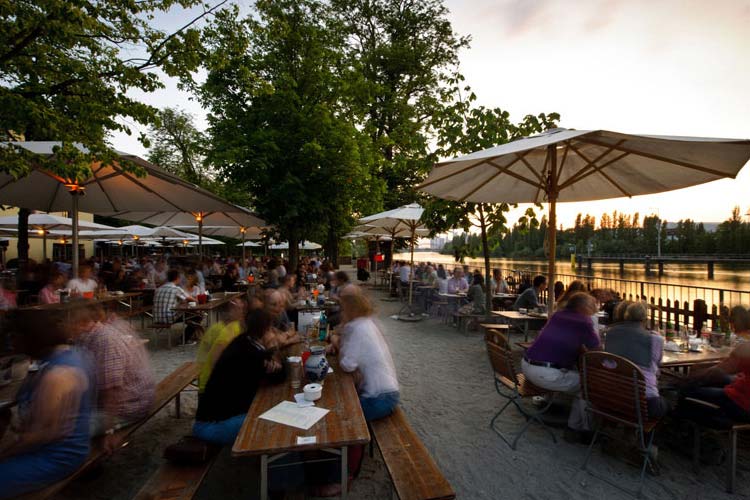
[485,334,557,450]
[580,351,661,498]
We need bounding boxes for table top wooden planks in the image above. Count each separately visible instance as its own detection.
[661,347,731,368]
[173,292,242,313]
[19,292,142,311]
[232,355,370,457]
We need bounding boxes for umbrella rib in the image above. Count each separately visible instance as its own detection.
[91,168,119,212]
[567,144,632,197]
[458,169,504,202]
[559,140,626,189]
[556,142,571,181]
[486,158,544,190]
[561,151,630,190]
[47,178,63,213]
[416,158,493,190]
[575,138,732,177]
[119,170,185,211]
[516,153,544,184]
[532,152,551,203]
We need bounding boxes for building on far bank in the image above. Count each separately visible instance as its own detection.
[430,236,446,251]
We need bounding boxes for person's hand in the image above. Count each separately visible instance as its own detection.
[264,359,282,373]
[103,432,125,455]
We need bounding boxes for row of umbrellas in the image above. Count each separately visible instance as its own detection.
[0,142,267,275]
[358,128,750,316]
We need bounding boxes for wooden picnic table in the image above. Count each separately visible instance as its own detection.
[19,292,143,317]
[233,352,369,500]
[492,310,548,341]
[173,291,242,326]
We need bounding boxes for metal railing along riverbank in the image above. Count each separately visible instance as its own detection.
[502,268,750,332]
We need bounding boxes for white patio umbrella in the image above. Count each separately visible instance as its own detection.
[101,207,264,259]
[236,241,262,247]
[173,225,265,264]
[0,142,258,276]
[419,128,750,314]
[359,203,426,310]
[269,241,322,251]
[0,213,117,260]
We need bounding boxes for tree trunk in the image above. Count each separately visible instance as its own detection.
[288,233,299,274]
[326,225,339,267]
[478,204,492,317]
[16,208,30,287]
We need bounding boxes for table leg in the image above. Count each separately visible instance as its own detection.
[524,319,529,342]
[341,445,348,499]
[260,454,268,500]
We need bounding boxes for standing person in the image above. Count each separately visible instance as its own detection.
[437,264,447,279]
[66,264,98,297]
[193,307,285,445]
[0,311,94,498]
[154,269,202,344]
[513,275,547,310]
[521,293,601,438]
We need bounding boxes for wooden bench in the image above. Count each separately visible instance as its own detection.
[370,407,455,500]
[132,454,219,500]
[16,361,200,500]
[451,312,485,334]
[149,321,180,348]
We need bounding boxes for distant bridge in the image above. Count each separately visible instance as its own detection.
[575,254,750,279]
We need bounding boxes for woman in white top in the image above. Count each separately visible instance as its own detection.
[66,264,98,296]
[336,291,399,421]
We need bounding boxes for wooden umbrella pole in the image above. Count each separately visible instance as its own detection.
[241,229,246,269]
[408,223,415,306]
[547,145,558,316]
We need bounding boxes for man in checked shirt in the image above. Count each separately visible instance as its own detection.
[68,304,155,452]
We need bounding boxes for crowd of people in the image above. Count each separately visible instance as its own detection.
[0,254,399,498]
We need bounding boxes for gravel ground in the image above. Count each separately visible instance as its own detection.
[58,271,749,499]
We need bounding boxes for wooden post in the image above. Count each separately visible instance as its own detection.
[658,261,664,276]
[645,256,652,275]
[707,261,715,280]
[546,144,558,316]
[693,299,708,331]
[619,259,624,275]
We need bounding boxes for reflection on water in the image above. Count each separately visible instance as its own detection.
[393,251,750,308]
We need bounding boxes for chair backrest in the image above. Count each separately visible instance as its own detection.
[581,351,649,426]
[486,335,520,388]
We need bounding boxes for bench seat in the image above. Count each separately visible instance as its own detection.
[132,453,218,500]
[16,361,200,500]
[371,407,455,500]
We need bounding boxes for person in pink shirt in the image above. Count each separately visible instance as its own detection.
[39,271,66,304]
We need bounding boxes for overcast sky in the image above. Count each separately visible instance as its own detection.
[109,0,750,228]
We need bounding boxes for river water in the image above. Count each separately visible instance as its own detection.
[393,251,750,309]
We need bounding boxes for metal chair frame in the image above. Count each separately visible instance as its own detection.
[486,335,557,450]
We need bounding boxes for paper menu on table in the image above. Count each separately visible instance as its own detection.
[259,400,330,430]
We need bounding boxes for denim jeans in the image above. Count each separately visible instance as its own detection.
[193,414,246,445]
[359,391,400,422]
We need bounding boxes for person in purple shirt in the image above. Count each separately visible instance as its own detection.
[522,292,601,434]
[446,268,468,294]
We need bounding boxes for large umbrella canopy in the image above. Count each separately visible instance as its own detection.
[75,225,193,240]
[236,241,262,247]
[0,142,258,275]
[0,213,117,260]
[419,128,750,313]
[173,225,266,263]
[358,203,426,307]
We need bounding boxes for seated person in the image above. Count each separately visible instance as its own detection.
[263,289,301,347]
[513,275,547,310]
[555,280,586,310]
[68,306,155,447]
[193,307,285,445]
[154,269,202,344]
[66,264,98,297]
[330,270,353,300]
[458,273,486,316]
[490,268,509,294]
[0,311,93,499]
[676,305,750,425]
[521,293,600,434]
[39,271,65,304]
[423,265,438,287]
[447,268,469,294]
[605,301,669,419]
[197,297,252,393]
[221,265,239,292]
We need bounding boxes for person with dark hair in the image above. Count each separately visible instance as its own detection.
[555,280,586,310]
[676,305,750,425]
[513,275,547,310]
[39,271,65,304]
[459,273,486,315]
[330,270,351,299]
[193,307,285,445]
[154,269,201,344]
[0,311,94,498]
[522,292,601,435]
[553,281,565,302]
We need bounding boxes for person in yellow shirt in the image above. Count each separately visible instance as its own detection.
[197,296,255,392]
